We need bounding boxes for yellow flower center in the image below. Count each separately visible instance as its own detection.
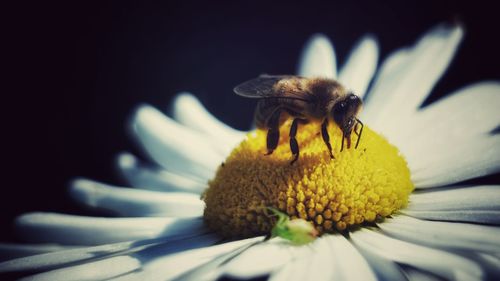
[203,120,413,238]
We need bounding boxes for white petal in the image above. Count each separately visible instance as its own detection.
[270,235,377,281]
[173,236,266,281]
[116,152,205,194]
[380,215,500,253]
[475,253,500,278]
[403,267,443,281]
[269,246,313,281]
[0,244,80,262]
[112,236,259,281]
[385,82,500,152]
[363,24,463,127]
[223,238,294,278]
[402,209,500,225]
[300,237,335,281]
[19,256,141,281]
[69,178,204,217]
[352,240,407,281]
[131,104,223,180]
[297,34,336,78]
[0,241,140,273]
[351,228,483,281]
[172,93,246,155]
[404,185,500,224]
[0,235,217,272]
[408,185,500,211]
[0,235,182,273]
[15,212,207,245]
[338,35,379,99]
[410,135,500,188]
[320,235,377,281]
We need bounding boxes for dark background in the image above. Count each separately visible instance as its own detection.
[3,1,500,242]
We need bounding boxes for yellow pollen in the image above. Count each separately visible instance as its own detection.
[202,120,414,238]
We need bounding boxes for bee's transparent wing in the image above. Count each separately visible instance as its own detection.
[234,75,309,101]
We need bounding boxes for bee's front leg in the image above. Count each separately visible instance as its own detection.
[340,130,353,151]
[354,118,364,149]
[321,119,334,159]
[346,135,352,149]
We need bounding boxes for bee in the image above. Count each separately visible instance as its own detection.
[234,75,363,164]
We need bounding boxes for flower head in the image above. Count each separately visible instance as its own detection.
[204,123,413,237]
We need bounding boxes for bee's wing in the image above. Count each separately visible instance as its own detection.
[234,75,310,101]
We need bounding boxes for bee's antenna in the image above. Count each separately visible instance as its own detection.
[354,118,364,149]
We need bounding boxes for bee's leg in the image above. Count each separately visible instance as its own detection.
[340,130,345,152]
[321,119,334,159]
[289,118,307,164]
[265,109,282,156]
[346,134,352,149]
[354,118,364,149]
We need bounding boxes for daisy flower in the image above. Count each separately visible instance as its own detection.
[1,23,500,281]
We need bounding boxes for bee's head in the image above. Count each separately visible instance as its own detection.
[332,93,362,135]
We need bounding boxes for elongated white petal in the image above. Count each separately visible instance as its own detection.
[269,246,313,281]
[410,135,500,187]
[116,152,205,194]
[172,237,265,281]
[112,236,258,281]
[338,35,379,99]
[70,178,204,217]
[402,209,500,224]
[380,215,500,253]
[0,244,80,262]
[404,185,500,223]
[361,47,412,123]
[20,256,141,281]
[297,34,336,78]
[351,228,483,281]
[0,241,145,273]
[297,237,335,281]
[15,212,207,245]
[223,238,294,278]
[319,235,377,281]
[270,235,376,281]
[474,253,500,278]
[364,24,463,127]
[408,185,500,211]
[403,267,443,281]
[385,82,500,150]
[0,235,179,273]
[131,104,222,180]
[352,240,407,281]
[172,93,246,155]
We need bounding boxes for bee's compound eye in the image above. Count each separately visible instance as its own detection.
[340,102,346,108]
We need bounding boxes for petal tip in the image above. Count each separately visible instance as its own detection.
[172,92,194,109]
[68,178,97,205]
[360,34,379,53]
[299,33,336,78]
[304,33,334,54]
[116,152,136,169]
[14,212,42,226]
[128,103,155,132]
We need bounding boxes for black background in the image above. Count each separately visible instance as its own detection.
[3,1,500,242]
